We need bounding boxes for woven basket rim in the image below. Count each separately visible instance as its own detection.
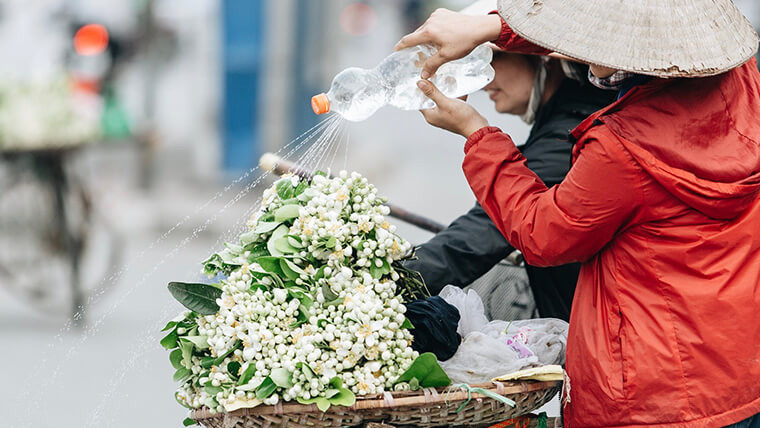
[191,379,561,421]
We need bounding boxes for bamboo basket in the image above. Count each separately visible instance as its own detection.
[191,379,560,428]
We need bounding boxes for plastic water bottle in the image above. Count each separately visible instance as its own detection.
[311,44,495,122]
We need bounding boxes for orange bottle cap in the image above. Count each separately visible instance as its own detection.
[311,93,330,115]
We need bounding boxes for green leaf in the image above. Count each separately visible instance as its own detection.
[297,189,314,202]
[181,335,209,349]
[288,289,313,307]
[270,368,294,388]
[236,383,259,392]
[217,248,242,266]
[210,340,242,367]
[227,361,241,378]
[297,396,331,412]
[204,385,223,396]
[270,273,285,289]
[279,259,299,280]
[297,362,315,381]
[370,262,383,280]
[276,179,294,199]
[183,417,197,426]
[328,376,343,389]
[321,283,339,301]
[274,204,301,222]
[255,256,284,275]
[324,236,337,249]
[393,352,451,388]
[161,320,178,332]
[239,230,258,245]
[203,396,219,410]
[173,367,191,382]
[287,235,303,248]
[225,242,244,253]
[202,253,225,277]
[324,296,344,307]
[401,317,415,330]
[267,225,289,257]
[280,258,306,281]
[238,364,256,385]
[326,376,356,407]
[290,304,310,328]
[167,282,222,316]
[273,237,298,254]
[160,329,179,350]
[250,283,269,292]
[324,389,340,399]
[169,349,184,370]
[245,242,270,260]
[253,221,281,234]
[294,180,308,196]
[255,377,277,399]
[328,388,356,407]
[381,258,392,275]
[280,197,299,205]
[179,340,194,369]
[200,356,216,369]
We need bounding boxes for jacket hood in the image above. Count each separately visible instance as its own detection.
[586,59,760,220]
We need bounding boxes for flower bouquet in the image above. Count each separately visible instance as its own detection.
[162,171,562,427]
[0,77,100,151]
[162,171,450,426]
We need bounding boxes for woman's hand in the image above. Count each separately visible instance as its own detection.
[395,9,502,79]
[417,80,489,138]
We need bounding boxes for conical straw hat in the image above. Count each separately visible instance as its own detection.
[497,0,759,77]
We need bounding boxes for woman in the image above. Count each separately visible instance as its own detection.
[407,50,615,321]
[397,1,760,427]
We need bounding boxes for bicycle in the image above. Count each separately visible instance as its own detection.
[0,144,123,326]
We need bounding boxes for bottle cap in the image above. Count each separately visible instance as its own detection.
[311,93,330,115]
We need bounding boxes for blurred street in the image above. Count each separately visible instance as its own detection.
[0,1,532,426]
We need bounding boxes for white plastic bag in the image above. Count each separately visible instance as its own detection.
[439,285,568,384]
[439,286,489,336]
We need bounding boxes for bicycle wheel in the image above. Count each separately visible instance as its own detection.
[0,152,123,321]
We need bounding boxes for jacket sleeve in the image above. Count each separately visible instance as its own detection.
[462,126,642,267]
[404,203,513,295]
[491,14,552,55]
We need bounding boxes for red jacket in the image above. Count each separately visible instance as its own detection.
[465,23,760,427]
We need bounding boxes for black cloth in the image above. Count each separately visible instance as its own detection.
[406,77,615,321]
[405,296,461,361]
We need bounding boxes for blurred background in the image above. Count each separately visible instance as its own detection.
[0,1,757,426]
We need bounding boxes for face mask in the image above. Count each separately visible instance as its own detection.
[587,69,635,91]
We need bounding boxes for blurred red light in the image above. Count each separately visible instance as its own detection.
[340,2,377,36]
[74,24,109,56]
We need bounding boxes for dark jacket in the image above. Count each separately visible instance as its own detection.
[406,76,615,321]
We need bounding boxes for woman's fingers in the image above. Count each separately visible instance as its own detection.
[396,9,503,78]
[421,51,450,79]
[417,80,448,107]
[416,79,488,137]
[395,27,433,51]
